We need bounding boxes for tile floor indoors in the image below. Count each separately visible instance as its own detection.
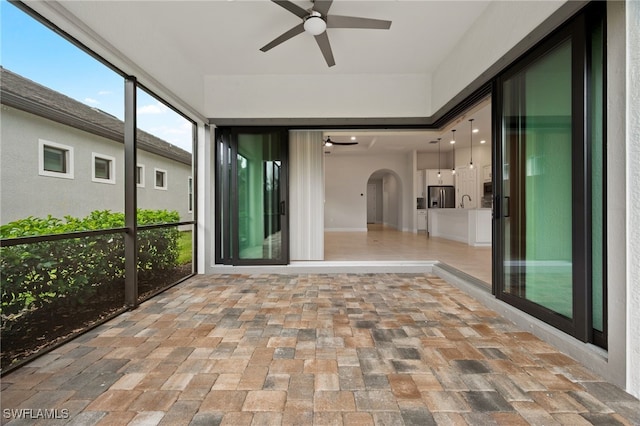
[2,273,639,425]
[324,225,492,285]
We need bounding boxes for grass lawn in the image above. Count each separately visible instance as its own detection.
[178,230,193,265]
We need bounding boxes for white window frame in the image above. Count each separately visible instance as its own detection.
[38,139,74,179]
[137,164,145,188]
[154,168,168,190]
[91,152,116,184]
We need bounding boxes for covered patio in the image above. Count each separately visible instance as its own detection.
[2,273,638,425]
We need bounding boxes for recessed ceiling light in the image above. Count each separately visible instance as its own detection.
[450,140,455,144]
[350,136,357,141]
[480,140,486,144]
[473,129,479,133]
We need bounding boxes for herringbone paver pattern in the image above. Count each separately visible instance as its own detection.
[2,273,639,425]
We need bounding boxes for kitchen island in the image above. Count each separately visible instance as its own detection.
[428,208,492,246]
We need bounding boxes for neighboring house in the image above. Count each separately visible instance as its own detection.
[0,67,193,224]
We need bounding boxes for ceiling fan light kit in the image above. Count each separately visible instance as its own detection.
[304,12,326,35]
[261,0,392,67]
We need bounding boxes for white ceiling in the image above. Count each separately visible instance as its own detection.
[30,1,564,156]
[57,1,490,76]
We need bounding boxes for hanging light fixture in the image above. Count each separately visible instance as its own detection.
[469,118,474,169]
[451,129,456,175]
[437,138,442,178]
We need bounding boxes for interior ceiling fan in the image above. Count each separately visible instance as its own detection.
[260,0,392,67]
[324,136,358,146]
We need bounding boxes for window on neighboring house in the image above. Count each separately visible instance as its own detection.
[188,176,193,212]
[155,168,167,190]
[92,153,115,184]
[137,164,145,187]
[39,139,74,179]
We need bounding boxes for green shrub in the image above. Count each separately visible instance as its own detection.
[0,210,180,319]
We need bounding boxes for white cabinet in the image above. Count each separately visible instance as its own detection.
[417,169,455,199]
[425,169,454,187]
[483,165,492,182]
[417,210,427,231]
[439,171,454,186]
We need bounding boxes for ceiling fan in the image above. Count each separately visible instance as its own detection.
[260,0,392,67]
[324,136,358,146]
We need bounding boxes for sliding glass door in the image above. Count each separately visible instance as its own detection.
[494,4,606,346]
[216,128,289,265]
[500,37,574,324]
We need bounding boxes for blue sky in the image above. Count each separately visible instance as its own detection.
[0,0,193,153]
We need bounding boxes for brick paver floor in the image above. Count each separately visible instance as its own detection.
[2,273,639,425]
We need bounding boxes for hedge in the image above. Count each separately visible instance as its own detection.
[0,210,180,321]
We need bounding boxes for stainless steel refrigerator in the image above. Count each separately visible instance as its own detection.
[427,185,455,208]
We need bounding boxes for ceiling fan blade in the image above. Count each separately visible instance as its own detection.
[260,23,305,52]
[272,0,309,19]
[326,15,392,30]
[313,0,333,16]
[324,137,358,146]
[314,32,335,67]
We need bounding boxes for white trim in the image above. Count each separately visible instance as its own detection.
[38,139,74,179]
[137,163,145,188]
[91,152,116,184]
[209,260,437,275]
[154,167,168,190]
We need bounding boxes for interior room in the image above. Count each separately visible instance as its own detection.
[322,99,493,284]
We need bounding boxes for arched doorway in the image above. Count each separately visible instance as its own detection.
[367,169,403,231]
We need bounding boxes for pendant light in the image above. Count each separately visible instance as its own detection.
[437,137,442,178]
[451,129,456,175]
[469,118,474,169]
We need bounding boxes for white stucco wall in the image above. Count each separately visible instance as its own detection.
[0,106,193,225]
[431,1,572,113]
[453,144,492,205]
[137,149,193,222]
[204,74,430,119]
[626,0,640,398]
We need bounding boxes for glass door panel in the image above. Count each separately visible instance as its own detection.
[214,128,288,265]
[236,133,284,261]
[500,38,574,320]
[494,4,605,345]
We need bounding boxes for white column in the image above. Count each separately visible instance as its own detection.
[607,0,634,395]
[197,123,211,274]
[626,0,640,399]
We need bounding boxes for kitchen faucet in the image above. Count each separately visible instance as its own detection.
[460,194,472,208]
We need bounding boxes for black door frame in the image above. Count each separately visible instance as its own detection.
[492,3,607,346]
[215,127,289,266]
